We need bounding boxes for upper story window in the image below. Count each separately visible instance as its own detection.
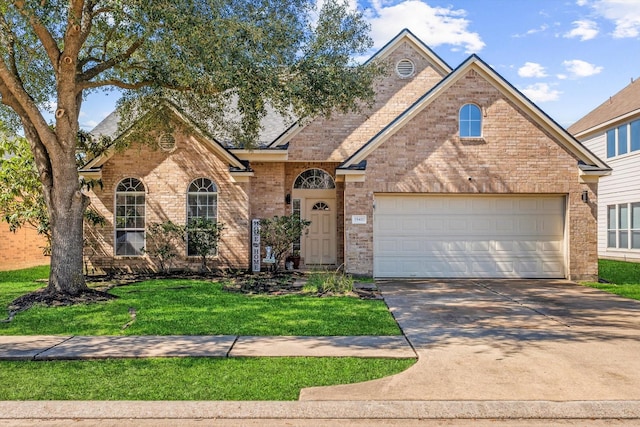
[187,178,218,256]
[459,104,482,138]
[606,118,640,158]
[115,177,145,256]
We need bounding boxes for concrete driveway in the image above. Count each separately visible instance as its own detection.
[300,279,640,401]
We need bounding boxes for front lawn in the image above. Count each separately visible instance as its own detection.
[0,267,412,401]
[583,259,640,301]
[0,267,401,336]
[0,357,414,400]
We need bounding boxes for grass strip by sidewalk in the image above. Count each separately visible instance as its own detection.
[0,357,414,400]
[1,267,400,336]
[583,259,640,301]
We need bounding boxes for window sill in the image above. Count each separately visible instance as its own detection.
[459,137,486,145]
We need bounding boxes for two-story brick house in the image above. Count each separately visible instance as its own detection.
[81,29,610,280]
[569,78,640,262]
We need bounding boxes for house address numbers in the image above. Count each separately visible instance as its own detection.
[352,215,367,224]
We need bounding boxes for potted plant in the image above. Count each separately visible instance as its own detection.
[286,250,301,269]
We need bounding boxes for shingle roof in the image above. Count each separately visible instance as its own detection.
[568,78,640,136]
[89,99,296,148]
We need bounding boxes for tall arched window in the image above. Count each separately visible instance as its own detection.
[459,104,482,138]
[187,178,218,256]
[294,169,335,189]
[115,177,145,256]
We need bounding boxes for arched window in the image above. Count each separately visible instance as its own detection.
[294,169,335,189]
[187,178,218,256]
[459,104,482,138]
[115,177,145,256]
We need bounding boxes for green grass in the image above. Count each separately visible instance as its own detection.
[1,266,400,336]
[583,259,640,300]
[0,357,415,400]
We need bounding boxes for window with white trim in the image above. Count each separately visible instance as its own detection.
[606,118,640,158]
[459,104,482,138]
[607,202,640,249]
[115,178,145,256]
[187,178,218,256]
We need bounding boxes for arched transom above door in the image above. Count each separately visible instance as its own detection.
[294,169,335,189]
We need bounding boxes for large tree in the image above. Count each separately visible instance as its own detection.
[0,0,380,297]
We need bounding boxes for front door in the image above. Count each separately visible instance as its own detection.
[304,198,337,265]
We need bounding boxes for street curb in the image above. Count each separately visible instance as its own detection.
[1,400,639,420]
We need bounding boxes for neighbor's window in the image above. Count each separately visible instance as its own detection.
[606,118,640,158]
[115,177,145,256]
[459,104,482,138]
[608,202,640,249]
[187,178,218,256]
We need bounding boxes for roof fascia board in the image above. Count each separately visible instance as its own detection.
[162,103,247,170]
[343,55,610,171]
[231,148,288,162]
[341,56,471,168]
[268,29,453,149]
[468,59,610,171]
[267,120,305,148]
[80,101,249,172]
[573,108,640,139]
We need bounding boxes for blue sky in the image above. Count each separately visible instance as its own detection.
[79,0,640,130]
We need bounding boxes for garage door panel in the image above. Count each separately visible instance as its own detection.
[374,195,565,278]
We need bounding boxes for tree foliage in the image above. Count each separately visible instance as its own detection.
[0,0,381,297]
[0,136,50,252]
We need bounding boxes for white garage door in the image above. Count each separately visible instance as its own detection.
[374,195,565,278]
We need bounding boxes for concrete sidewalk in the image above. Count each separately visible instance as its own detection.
[0,334,416,360]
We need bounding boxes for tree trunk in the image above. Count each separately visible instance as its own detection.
[46,181,88,296]
[41,130,89,296]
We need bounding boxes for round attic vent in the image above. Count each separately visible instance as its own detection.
[158,133,176,152]
[396,59,415,78]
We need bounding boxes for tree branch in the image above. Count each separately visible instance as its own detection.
[11,0,61,70]
[78,37,145,83]
[78,79,155,91]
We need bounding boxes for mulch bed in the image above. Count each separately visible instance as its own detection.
[3,270,381,322]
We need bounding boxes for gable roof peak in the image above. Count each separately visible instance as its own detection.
[369,28,452,76]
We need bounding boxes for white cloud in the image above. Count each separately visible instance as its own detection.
[518,62,548,78]
[564,20,599,40]
[364,0,485,53]
[520,83,561,103]
[513,24,549,38]
[587,0,640,38]
[562,59,603,77]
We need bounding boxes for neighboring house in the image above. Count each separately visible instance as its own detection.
[569,78,640,262]
[81,29,610,280]
[0,222,48,271]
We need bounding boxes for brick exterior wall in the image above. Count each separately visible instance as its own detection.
[0,222,49,271]
[85,132,250,273]
[343,69,598,280]
[288,41,445,162]
[83,38,600,280]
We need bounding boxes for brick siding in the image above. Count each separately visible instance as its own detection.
[0,222,49,271]
[343,69,598,280]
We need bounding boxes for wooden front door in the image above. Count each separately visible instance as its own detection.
[303,198,336,265]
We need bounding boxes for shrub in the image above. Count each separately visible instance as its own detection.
[144,221,185,273]
[186,218,225,272]
[259,214,310,271]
